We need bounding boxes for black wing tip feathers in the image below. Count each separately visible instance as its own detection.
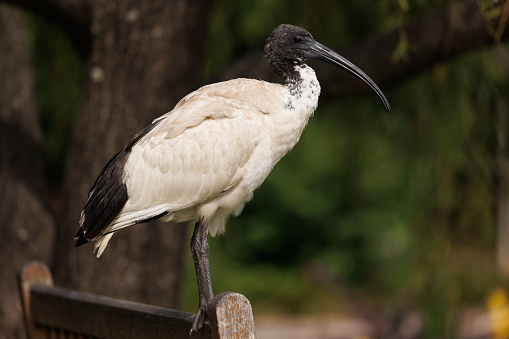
[77,148,129,242]
[136,211,170,225]
[74,114,168,247]
[74,228,89,247]
[75,118,165,246]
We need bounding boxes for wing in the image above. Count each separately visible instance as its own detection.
[116,98,264,231]
[75,119,165,245]
[76,78,285,244]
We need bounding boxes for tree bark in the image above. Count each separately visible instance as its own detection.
[0,3,54,337]
[54,0,212,308]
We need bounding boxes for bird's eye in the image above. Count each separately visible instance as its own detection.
[293,36,303,43]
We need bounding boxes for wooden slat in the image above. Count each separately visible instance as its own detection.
[19,261,257,339]
[29,284,211,339]
[18,261,55,339]
[209,292,256,339]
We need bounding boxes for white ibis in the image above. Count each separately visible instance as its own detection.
[75,24,390,334]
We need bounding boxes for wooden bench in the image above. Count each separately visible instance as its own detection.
[19,261,256,338]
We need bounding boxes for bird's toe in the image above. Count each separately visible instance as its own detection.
[190,307,207,336]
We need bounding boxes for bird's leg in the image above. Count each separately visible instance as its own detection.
[190,218,214,335]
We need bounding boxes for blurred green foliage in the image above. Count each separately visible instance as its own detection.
[196,1,509,337]
[28,0,509,337]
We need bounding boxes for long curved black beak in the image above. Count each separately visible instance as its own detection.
[301,37,390,112]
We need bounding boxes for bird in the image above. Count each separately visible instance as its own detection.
[75,23,390,335]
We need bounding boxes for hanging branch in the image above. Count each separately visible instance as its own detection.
[212,0,509,101]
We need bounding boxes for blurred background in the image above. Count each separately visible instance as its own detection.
[1,0,509,338]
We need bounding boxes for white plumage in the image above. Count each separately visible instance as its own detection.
[94,71,320,256]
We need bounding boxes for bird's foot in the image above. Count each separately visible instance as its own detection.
[190,306,208,336]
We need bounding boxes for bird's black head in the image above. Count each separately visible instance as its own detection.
[264,24,314,78]
[265,24,390,112]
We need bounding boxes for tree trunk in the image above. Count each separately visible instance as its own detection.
[0,3,55,337]
[55,0,212,308]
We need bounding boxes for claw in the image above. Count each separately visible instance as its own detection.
[190,307,207,336]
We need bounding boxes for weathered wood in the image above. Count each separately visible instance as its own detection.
[18,261,54,339]
[29,284,210,339]
[19,262,257,338]
[209,292,256,339]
